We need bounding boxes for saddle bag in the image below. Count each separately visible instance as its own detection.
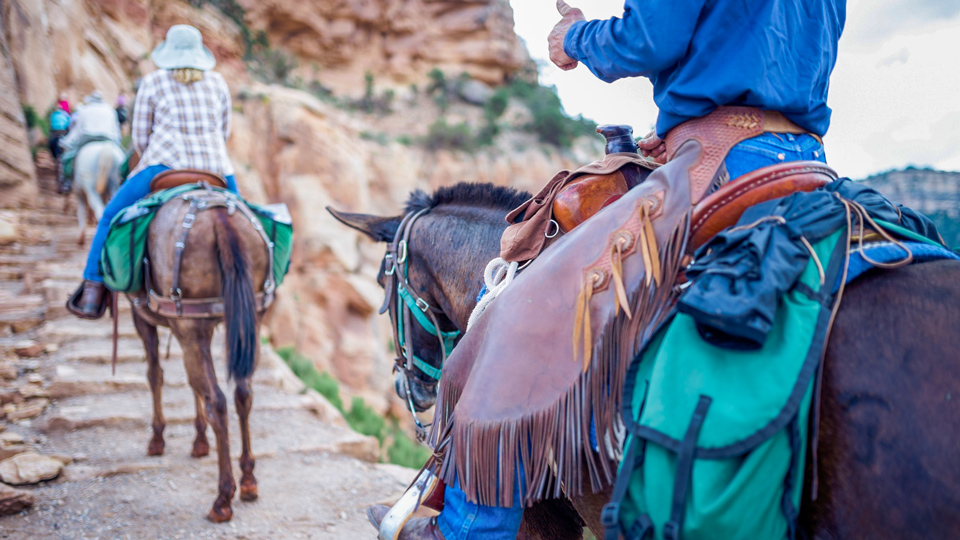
[100,184,293,294]
[605,180,946,540]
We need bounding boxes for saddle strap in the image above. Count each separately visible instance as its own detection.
[150,186,278,318]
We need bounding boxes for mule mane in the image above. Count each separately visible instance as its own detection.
[404,182,531,215]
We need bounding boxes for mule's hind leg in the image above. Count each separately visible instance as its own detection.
[235,377,258,501]
[133,311,165,456]
[191,391,210,458]
[175,320,236,523]
[76,195,87,246]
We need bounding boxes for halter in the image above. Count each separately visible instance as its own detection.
[380,208,461,437]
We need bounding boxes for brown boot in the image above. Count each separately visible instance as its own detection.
[367,505,446,540]
[66,280,108,320]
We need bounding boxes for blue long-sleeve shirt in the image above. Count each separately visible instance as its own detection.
[563,0,845,137]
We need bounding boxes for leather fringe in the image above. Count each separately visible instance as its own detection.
[428,214,691,508]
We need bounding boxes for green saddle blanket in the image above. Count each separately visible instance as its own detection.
[60,135,119,181]
[607,228,846,540]
[100,184,293,294]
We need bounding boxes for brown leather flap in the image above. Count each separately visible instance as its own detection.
[688,160,838,253]
[150,169,227,193]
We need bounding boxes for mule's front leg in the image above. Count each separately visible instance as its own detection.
[133,312,165,456]
[235,378,257,501]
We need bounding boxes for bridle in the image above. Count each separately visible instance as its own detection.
[380,208,460,438]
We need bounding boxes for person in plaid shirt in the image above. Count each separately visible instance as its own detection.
[70,24,240,319]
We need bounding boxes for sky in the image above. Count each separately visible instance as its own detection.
[510,0,960,179]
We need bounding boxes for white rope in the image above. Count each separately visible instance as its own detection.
[467,257,519,331]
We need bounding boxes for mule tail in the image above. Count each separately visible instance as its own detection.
[94,144,114,198]
[214,208,257,380]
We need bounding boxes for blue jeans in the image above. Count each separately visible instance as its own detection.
[434,132,827,539]
[82,165,238,282]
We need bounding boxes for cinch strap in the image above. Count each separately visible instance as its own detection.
[663,395,712,540]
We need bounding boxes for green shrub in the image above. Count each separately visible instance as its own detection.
[22,105,39,129]
[275,346,433,469]
[345,397,386,442]
[425,119,477,152]
[386,422,433,469]
[276,346,343,410]
[248,47,299,86]
[484,88,509,122]
[507,79,596,149]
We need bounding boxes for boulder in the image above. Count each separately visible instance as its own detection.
[459,79,493,106]
[0,452,64,485]
[0,482,34,515]
[13,342,44,358]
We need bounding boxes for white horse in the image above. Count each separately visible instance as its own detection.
[73,141,125,245]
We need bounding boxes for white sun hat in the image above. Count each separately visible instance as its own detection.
[150,25,216,71]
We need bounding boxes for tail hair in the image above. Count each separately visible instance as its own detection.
[95,145,113,196]
[214,208,258,380]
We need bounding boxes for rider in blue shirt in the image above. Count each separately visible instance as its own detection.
[368,1,845,538]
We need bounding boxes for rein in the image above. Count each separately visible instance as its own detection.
[380,208,461,437]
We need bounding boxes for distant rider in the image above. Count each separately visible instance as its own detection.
[57,91,122,194]
[68,24,239,319]
[366,0,845,538]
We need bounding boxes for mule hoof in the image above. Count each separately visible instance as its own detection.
[147,438,165,456]
[206,505,233,523]
[191,440,210,458]
[240,484,259,502]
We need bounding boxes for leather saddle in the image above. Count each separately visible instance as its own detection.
[688,160,837,252]
[150,169,227,193]
[554,160,837,251]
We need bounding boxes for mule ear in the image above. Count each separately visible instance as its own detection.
[326,207,401,243]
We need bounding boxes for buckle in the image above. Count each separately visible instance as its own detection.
[384,254,396,276]
[182,213,196,229]
[662,521,679,540]
[415,298,430,312]
[600,502,620,527]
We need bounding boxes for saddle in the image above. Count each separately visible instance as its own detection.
[149,169,227,192]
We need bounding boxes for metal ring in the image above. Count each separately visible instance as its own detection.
[545,220,560,239]
[397,240,408,264]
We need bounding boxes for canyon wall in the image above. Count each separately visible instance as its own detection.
[1,0,595,412]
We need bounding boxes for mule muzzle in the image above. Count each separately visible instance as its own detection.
[395,372,437,413]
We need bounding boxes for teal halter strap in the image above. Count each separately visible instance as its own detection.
[395,257,460,381]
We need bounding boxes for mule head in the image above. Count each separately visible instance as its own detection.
[327,206,453,412]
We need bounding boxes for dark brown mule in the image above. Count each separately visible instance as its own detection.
[329,183,586,540]
[333,183,960,538]
[130,191,269,522]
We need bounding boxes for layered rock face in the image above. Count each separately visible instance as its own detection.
[1,0,593,412]
[238,0,530,91]
[0,6,36,209]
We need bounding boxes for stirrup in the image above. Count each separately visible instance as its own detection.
[65,283,109,320]
[379,470,441,540]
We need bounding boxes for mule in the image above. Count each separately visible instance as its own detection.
[72,141,125,245]
[330,183,587,540]
[129,189,270,522]
[334,182,960,539]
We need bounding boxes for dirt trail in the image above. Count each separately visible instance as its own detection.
[0,166,412,539]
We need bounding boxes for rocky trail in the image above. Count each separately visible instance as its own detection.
[0,167,414,539]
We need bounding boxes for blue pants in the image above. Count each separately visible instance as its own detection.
[82,165,238,282]
[434,132,826,539]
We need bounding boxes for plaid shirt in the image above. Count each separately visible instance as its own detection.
[130,69,234,177]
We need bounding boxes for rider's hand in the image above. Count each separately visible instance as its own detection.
[638,131,668,164]
[549,0,586,71]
